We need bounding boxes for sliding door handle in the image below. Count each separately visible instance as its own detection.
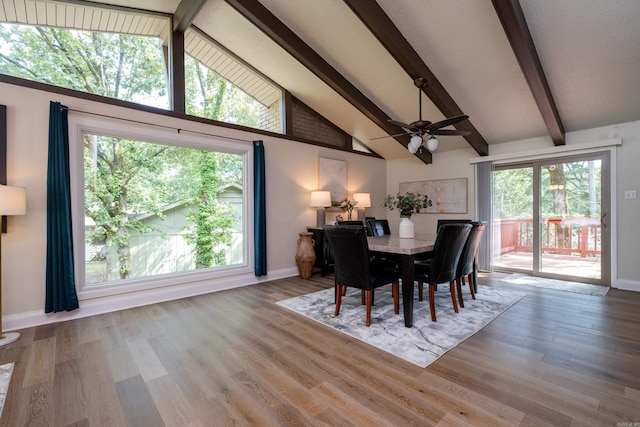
[600,212,607,229]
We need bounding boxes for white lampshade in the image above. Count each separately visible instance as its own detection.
[310,191,331,207]
[0,185,26,216]
[408,135,423,154]
[426,137,439,152]
[352,193,371,208]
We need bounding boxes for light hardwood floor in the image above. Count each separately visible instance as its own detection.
[1,272,639,426]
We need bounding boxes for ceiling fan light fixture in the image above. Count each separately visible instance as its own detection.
[408,134,423,153]
[426,136,439,152]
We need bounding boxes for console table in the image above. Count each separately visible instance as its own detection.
[306,226,334,277]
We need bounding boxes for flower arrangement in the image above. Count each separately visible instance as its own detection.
[340,199,358,220]
[383,192,432,218]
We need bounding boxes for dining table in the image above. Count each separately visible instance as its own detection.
[367,233,435,328]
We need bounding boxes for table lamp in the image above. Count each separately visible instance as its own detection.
[0,185,26,346]
[353,192,371,221]
[310,191,331,227]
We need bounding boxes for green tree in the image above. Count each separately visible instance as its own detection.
[0,24,172,280]
[183,57,243,267]
[184,152,235,268]
[185,55,260,128]
[0,24,168,106]
[2,23,241,279]
[85,136,190,278]
[542,164,568,216]
[493,167,534,218]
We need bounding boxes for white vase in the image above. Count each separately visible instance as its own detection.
[398,217,415,239]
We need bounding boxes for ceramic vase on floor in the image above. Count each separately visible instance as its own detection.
[398,217,415,239]
[295,232,316,279]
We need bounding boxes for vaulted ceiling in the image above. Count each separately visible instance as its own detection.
[23,0,640,161]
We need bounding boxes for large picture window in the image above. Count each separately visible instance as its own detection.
[70,115,252,295]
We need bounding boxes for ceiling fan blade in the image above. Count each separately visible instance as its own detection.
[370,132,410,141]
[430,129,472,136]
[425,115,469,131]
[387,119,414,129]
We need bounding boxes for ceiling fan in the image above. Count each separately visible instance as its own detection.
[374,77,471,153]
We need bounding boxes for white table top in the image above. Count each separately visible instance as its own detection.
[367,234,435,255]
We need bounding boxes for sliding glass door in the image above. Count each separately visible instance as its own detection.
[493,165,534,272]
[492,152,609,285]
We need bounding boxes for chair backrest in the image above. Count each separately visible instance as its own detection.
[436,219,472,234]
[367,219,391,236]
[324,225,373,290]
[456,221,487,277]
[336,220,372,236]
[429,223,471,285]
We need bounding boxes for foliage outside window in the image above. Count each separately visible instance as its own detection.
[0,22,269,129]
[0,23,170,109]
[493,161,601,219]
[492,159,602,260]
[184,54,261,128]
[83,131,245,285]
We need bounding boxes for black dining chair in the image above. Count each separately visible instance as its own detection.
[367,219,391,236]
[435,219,474,284]
[414,223,471,322]
[436,219,472,234]
[334,222,396,299]
[336,220,373,236]
[324,225,400,327]
[455,221,487,307]
[363,218,400,271]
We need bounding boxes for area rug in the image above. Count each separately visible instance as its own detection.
[0,363,14,418]
[277,285,525,368]
[500,273,609,297]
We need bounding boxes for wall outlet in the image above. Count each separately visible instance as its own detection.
[624,190,637,199]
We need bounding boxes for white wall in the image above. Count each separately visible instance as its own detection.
[0,82,387,329]
[385,147,478,240]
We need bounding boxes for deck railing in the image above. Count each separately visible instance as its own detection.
[495,218,601,258]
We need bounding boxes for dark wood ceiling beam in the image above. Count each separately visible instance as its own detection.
[170,31,186,113]
[173,0,207,32]
[492,0,565,145]
[224,0,432,164]
[170,1,206,113]
[343,0,489,156]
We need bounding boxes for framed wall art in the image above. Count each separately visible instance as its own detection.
[399,177,468,214]
[318,157,347,205]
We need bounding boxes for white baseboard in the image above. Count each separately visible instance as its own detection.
[3,267,299,332]
[613,278,640,292]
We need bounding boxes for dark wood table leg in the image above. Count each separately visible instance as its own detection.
[473,260,478,293]
[399,254,415,327]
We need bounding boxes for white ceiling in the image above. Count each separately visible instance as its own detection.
[63,0,640,160]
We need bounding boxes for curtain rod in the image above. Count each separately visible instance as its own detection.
[62,106,255,144]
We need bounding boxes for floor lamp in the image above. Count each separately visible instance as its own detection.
[0,185,26,346]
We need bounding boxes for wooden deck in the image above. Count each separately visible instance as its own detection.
[493,251,601,280]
